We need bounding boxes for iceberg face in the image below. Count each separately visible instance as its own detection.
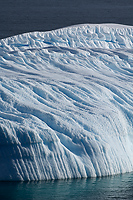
[0,24,133,181]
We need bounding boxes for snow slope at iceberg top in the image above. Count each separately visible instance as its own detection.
[0,24,133,181]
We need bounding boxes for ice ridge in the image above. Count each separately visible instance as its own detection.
[0,24,133,181]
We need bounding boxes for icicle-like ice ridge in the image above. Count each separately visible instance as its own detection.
[0,24,133,181]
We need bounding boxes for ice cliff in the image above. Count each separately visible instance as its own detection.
[0,24,133,181]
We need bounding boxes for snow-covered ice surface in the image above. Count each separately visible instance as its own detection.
[0,24,133,181]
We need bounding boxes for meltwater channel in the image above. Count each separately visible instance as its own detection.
[0,172,133,200]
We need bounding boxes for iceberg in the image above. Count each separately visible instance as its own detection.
[0,24,133,181]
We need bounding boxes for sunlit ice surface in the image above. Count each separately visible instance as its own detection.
[0,24,133,181]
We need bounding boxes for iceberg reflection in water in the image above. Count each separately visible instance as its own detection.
[0,172,133,200]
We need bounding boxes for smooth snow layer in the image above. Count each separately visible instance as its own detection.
[0,24,133,181]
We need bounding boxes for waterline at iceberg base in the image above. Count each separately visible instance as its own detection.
[0,24,133,181]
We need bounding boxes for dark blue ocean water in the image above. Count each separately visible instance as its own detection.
[0,172,133,200]
[0,0,133,39]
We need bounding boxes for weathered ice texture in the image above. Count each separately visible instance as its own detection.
[0,24,133,181]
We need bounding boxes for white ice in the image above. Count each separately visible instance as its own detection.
[0,24,133,181]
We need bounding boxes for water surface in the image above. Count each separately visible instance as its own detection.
[0,172,133,200]
[0,0,133,39]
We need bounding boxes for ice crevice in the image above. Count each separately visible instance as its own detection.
[0,24,133,181]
